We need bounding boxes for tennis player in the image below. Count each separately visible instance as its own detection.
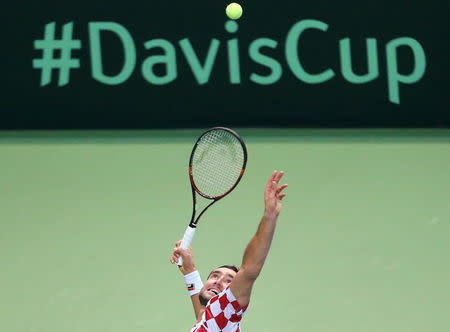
[170,170,288,331]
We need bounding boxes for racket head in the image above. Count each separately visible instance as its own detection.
[189,127,247,200]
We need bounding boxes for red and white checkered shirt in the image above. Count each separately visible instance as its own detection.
[190,286,248,332]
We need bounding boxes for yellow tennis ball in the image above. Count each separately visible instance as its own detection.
[226,3,243,20]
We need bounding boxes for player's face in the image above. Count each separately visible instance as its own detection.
[198,267,236,306]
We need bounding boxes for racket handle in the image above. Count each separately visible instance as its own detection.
[177,225,196,267]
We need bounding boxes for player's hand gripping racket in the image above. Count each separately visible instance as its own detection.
[177,127,247,266]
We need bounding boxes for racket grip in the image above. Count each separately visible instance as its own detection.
[177,225,196,267]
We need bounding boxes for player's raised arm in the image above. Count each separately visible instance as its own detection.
[171,240,204,319]
[230,170,288,307]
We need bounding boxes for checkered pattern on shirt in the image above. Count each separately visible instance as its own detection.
[190,286,248,332]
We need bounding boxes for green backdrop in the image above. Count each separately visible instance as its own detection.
[1,129,449,332]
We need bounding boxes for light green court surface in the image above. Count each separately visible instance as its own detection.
[1,129,449,332]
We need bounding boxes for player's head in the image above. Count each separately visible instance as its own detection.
[198,265,239,306]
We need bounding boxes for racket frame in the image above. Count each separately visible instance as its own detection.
[177,127,247,266]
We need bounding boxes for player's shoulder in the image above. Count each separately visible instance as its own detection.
[209,286,249,313]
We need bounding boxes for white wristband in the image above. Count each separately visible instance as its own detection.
[184,270,204,296]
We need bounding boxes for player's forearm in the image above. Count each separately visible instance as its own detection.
[190,294,203,320]
[180,267,204,319]
[240,212,278,279]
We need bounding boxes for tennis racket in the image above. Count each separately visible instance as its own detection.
[177,127,247,266]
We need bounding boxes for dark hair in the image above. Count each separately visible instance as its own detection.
[207,265,239,279]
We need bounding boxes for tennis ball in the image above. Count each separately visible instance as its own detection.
[226,3,243,20]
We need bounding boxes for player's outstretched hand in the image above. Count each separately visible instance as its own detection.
[264,170,288,218]
[170,240,197,275]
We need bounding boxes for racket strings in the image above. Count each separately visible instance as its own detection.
[191,129,245,198]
